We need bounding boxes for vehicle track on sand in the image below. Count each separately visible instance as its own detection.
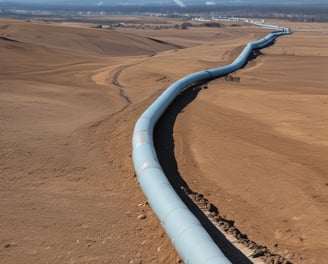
[111,57,154,105]
[112,64,133,105]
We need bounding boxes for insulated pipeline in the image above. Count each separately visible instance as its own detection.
[132,25,289,264]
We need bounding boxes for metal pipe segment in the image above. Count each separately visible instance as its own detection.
[132,26,289,264]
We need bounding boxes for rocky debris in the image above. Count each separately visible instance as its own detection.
[185,190,293,264]
[206,202,217,214]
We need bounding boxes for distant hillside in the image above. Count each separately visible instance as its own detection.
[1,0,327,22]
[1,0,328,6]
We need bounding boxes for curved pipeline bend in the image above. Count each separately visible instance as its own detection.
[132,27,289,264]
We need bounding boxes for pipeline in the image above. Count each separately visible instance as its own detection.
[132,26,289,264]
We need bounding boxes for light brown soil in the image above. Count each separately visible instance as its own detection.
[0,18,327,264]
[171,31,328,263]
[0,18,179,264]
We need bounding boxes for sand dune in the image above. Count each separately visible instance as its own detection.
[0,18,327,264]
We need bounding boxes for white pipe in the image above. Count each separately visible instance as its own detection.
[132,26,289,264]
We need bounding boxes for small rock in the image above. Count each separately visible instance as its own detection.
[218,220,225,226]
[251,249,266,258]
[210,211,218,217]
[248,241,256,249]
[199,198,208,205]
[195,193,203,201]
[242,239,250,246]
[4,242,17,248]
[138,214,147,220]
[227,227,235,234]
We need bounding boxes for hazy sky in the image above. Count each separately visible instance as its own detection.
[0,0,327,5]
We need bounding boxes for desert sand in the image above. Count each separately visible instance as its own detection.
[0,18,327,263]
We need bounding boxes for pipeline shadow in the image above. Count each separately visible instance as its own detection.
[153,84,253,264]
[246,39,276,65]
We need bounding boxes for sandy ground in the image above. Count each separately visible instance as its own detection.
[169,31,328,263]
[0,18,327,263]
[0,19,180,264]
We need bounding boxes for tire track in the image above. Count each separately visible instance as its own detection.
[112,64,133,105]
